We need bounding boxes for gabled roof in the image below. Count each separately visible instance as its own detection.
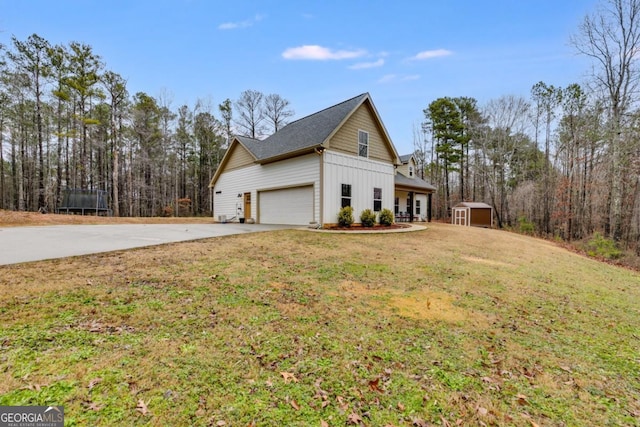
[209,93,401,187]
[395,173,436,193]
[454,202,493,209]
[242,93,370,162]
[399,154,414,164]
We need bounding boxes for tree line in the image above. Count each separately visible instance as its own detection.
[420,0,640,252]
[0,34,292,216]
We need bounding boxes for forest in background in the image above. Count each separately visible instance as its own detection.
[0,0,639,254]
[416,0,640,254]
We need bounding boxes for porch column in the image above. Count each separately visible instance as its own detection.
[428,193,432,222]
[409,192,414,222]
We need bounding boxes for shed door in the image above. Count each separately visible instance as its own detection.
[259,186,313,225]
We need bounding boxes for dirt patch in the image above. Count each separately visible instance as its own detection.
[334,280,486,324]
[460,256,513,268]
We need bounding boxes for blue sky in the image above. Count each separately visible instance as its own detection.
[1,0,598,155]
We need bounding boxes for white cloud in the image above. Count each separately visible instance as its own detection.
[218,14,264,30]
[410,49,453,60]
[282,45,367,60]
[402,74,420,81]
[348,58,385,70]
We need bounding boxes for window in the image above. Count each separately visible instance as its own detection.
[341,184,351,208]
[394,197,399,214]
[416,200,421,215]
[409,166,414,177]
[373,187,382,212]
[358,130,369,158]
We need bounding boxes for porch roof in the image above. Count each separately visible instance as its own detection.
[394,173,436,193]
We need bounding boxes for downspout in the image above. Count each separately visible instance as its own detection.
[319,147,324,226]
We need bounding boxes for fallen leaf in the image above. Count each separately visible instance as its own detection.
[321,421,329,427]
[88,378,103,390]
[216,421,226,426]
[397,402,405,411]
[516,394,529,406]
[440,416,452,427]
[136,399,150,416]
[88,402,102,411]
[369,377,383,393]
[280,372,298,383]
[477,406,488,416]
[290,399,300,411]
[347,412,362,424]
[337,395,349,411]
[559,365,572,373]
[530,422,540,427]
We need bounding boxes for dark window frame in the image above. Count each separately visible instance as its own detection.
[358,130,369,158]
[373,187,382,212]
[341,184,352,208]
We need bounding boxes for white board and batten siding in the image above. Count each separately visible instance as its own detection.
[322,151,395,223]
[213,154,320,225]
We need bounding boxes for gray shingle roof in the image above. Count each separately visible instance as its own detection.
[394,173,436,192]
[399,154,413,163]
[239,93,369,162]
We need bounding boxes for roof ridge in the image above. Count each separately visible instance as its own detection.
[284,92,369,127]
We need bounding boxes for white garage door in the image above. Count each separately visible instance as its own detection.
[259,186,313,225]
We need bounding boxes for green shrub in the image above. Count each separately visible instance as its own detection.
[585,232,622,260]
[360,209,376,227]
[337,206,354,227]
[379,208,394,226]
[517,216,535,235]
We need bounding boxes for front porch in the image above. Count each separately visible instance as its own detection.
[394,173,436,223]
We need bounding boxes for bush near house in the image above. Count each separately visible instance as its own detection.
[337,206,354,227]
[379,208,394,226]
[360,209,376,227]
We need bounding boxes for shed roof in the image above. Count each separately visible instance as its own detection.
[454,202,493,209]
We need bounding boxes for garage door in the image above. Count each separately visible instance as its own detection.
[259,186,313,225]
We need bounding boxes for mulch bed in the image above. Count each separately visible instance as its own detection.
[324,223,412,231]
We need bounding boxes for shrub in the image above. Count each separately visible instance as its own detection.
[360,209,376,227]
[584,232,622,260]
[337,206,354,227]
[379,208,394,226]
[517,216,535,235]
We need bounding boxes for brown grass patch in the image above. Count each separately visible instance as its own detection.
[0,209,213,227]
[334,280,486,324]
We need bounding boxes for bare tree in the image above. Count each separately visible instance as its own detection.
[263,93,294,134]
[234,89,264,139]
[571,0,640,241]
[218,98,232,147]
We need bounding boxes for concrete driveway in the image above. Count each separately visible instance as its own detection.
[0,223,294,265]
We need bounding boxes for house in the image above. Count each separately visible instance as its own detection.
[451,202,494,227]
[208,93,435,226]
[394,154,436,222]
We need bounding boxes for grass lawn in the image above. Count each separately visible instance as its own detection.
[0,221,639,426]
